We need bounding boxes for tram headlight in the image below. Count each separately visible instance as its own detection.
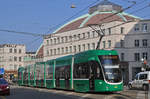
[6,86,10,89]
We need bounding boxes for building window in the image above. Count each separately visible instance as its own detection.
[87,43,90,50]
[47,40,49,45]
[82,44,85,51]
[108,40,111,48]
[142,52,148,60]
[78,45,81,52]
[61,47,64,54]
[61,37,64,43]
[73,35,77,41]
[14,65,17,70]
[54,49,56,55]
[69,46,72,53]
[65,36,68,42]
[19,49,22,53]
[142,23,148,32]
[57,48,60,54]
[50,49,53,55]
[14,56,17,61]
[134,24,139,31]
[87,32,90,38]
[54,38,56,44]
[50,39,53,45]
[103,41,106,48]
[9,49,12,53]
[121,53,124,61]
[9,56,13,61]
[19,57,22,62]
[135,40,139,47]
[121,27,124,34]
[47,50,49,55]
[92,43,95,49]
[82,33,85,38]
[65,47,68,53]
[108,28,111,35]
[92,31,95,38]
[57,38,60,44]
[120,40,124,47]
[134,53,140,61]
[78,34,81,40]
[74,46,76,53]
[14,49,17,53]
[142,39,147,47]
[69,36,72,42]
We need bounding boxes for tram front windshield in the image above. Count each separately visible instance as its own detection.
[99,55,122,83]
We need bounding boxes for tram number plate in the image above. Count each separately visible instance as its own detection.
[114,86,118,88]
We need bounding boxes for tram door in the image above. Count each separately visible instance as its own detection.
[89,61,98,91]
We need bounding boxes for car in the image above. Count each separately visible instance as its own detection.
[0,78,10,95]
[128,71,150,91]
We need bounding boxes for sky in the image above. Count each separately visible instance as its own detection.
[0,0,150,52]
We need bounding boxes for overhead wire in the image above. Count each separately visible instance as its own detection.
[26,0,101,51]
[0,29,45,37]
[25,36,42,52]
[0,0,149,51]
[104,3,150,30]
[45,0,101,34]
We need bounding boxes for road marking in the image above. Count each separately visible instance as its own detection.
[79,94,91,99]
[66,92,74,95]
[136,91,146,99]
[54,90,64,93]
[0,96,6,99]
[104,95,113,99]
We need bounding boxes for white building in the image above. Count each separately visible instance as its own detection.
[0,44,26,71]
[39,0,150,82]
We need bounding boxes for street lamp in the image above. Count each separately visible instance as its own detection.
[141,58,149,71]
[71,4,76,8]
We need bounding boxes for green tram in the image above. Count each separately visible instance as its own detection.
[18,50,123,92]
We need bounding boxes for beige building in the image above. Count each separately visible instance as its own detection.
[0,44,26,71]
[40,0,150,81]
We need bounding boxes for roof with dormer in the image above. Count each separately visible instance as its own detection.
[54,11,140,33]
[36,0,141,58]
[53,0,141,33]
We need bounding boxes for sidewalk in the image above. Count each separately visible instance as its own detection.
[148,85,150,99]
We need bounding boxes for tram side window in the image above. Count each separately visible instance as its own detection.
[88,61,103,80]
[46,65,53,79]
[55,65,71,79]
[74,62,89,78]
[24,68,28,80]
[64,66,71,79]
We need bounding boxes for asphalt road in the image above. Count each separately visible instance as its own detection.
[0,85,148,99]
